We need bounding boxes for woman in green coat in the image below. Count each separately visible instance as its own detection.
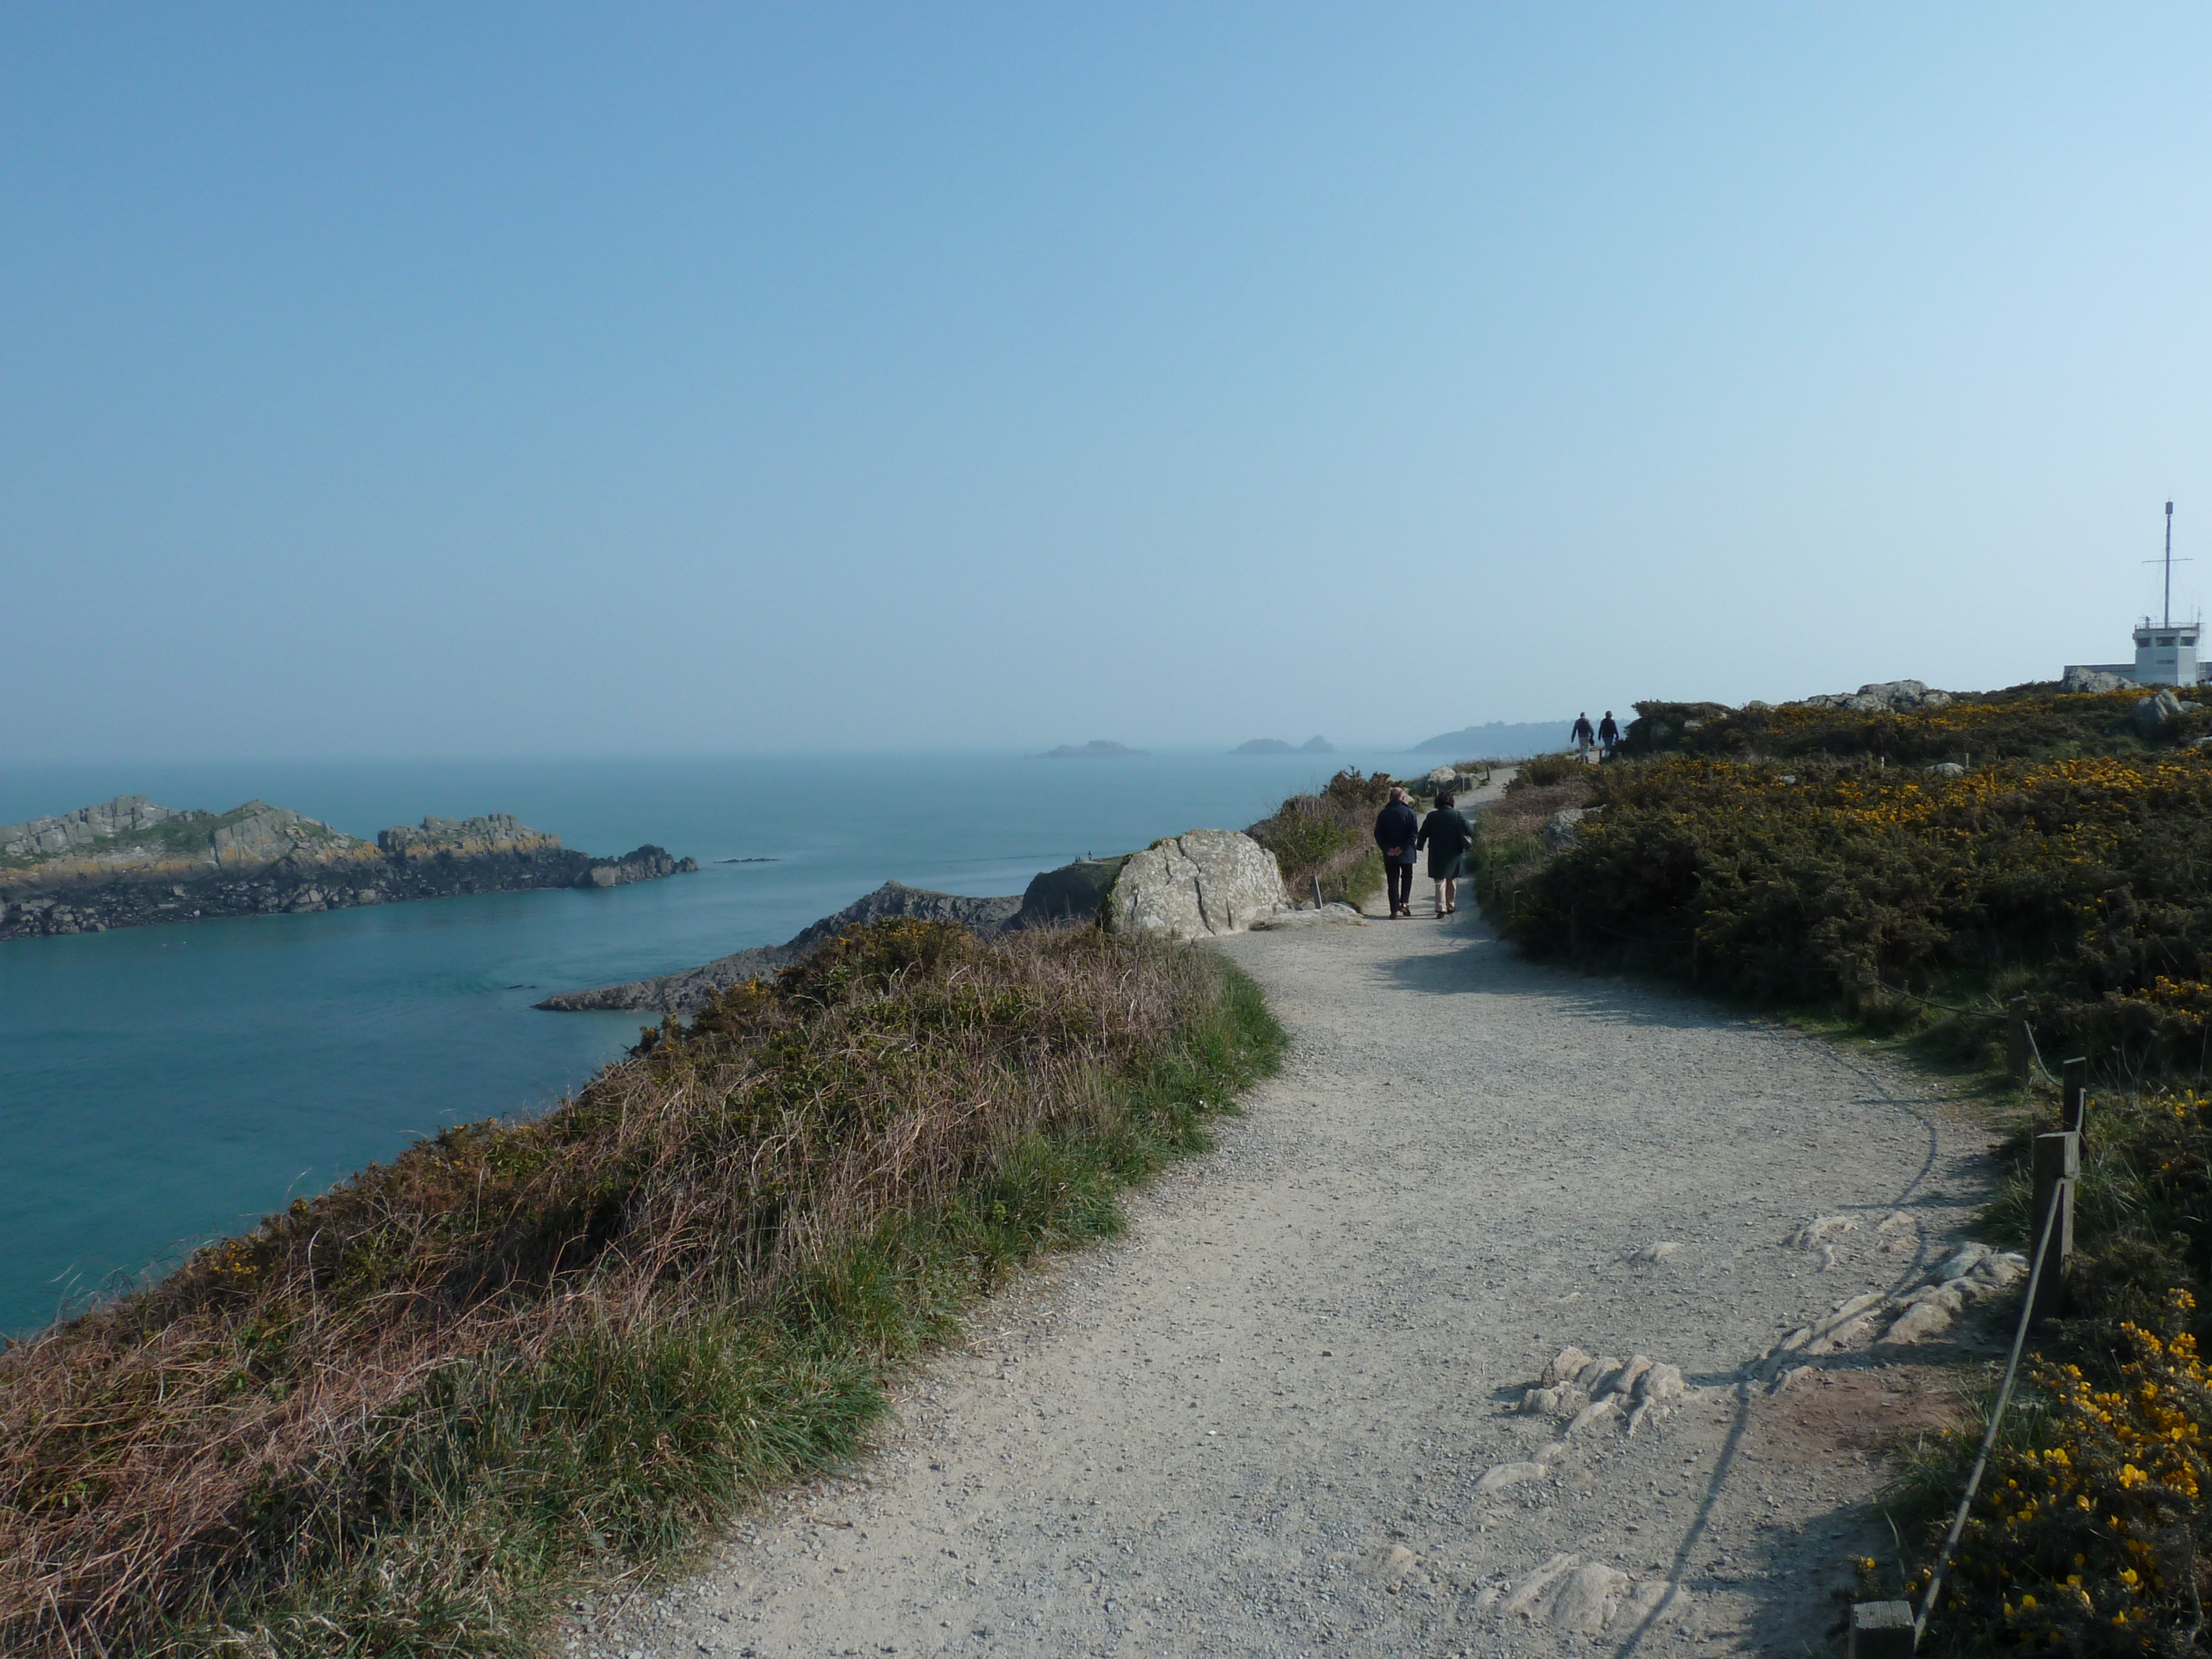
[1415,791,1475,917]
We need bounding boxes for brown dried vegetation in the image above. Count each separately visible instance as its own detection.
[0,919,1280,1657]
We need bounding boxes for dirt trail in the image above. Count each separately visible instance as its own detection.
[586,908,1997,1659]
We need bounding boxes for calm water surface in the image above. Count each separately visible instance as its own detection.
[0,748,1422,1331]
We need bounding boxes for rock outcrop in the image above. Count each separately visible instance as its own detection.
[2131,688,2204,739]
[1,796,697,941]
[1,795,185,859]
[1795,679,1954,713]
[1422,764,1486,796]
[1750,1228,2030,1381]
[1101,830,1286,940]
[1544,806,1592,849]
[1013,857,1129,928]
[2063,666,2131,693]
[377,814,558,861]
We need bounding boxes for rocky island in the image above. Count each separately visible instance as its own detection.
[1031,740,1146,758]
[0,795,697,940]
[1230,735,1333,754]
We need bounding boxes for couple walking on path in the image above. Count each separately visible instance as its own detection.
[1373,786,1473,919]
[1572,710,1621,759]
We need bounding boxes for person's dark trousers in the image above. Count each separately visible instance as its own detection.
[1386,860,1414,914]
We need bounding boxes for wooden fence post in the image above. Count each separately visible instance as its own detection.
[2006,998,2031,1084]
[1849,1600,1916,1658]
[2061,1057,2088,1133]
[2030,1131,2079,1326]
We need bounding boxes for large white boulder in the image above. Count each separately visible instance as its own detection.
[1103,830,1287,940]
[2063,666,2130,693]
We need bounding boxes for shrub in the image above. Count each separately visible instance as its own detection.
[1500,752,2212,1077]
[1509,752,1583,790]
[1319,768,1398,808]
[1248,773,1396,907]
[1246,796,1359,875]
[1918,1297,2212,1655]
[1623,687,2165,766]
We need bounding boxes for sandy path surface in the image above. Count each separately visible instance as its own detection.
[578,909,1997,1659]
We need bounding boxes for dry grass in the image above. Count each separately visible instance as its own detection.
[0,919,1280,1657]
[1482,776,1596,843]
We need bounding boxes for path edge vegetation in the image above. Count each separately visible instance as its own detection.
[0,920,1285,1659]
[1476,688,2212,1655]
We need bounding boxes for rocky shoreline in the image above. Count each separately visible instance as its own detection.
[0,796,697,941]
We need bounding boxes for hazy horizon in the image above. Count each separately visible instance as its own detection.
[8,6,2210,763]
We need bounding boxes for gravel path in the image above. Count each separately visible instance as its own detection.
[581,907,1999,1659]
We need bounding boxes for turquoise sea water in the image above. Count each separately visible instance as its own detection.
[0,748,1423,1333]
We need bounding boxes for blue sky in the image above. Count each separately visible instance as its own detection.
[6,5,2210,757]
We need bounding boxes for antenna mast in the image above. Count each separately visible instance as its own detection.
[2167,501,2176,628]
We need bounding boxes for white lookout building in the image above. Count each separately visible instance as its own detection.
[2064,502,2203,687]
[2066,620,2202,688]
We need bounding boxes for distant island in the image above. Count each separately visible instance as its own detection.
[1411,718,1574,758]
[1,795,696,940]
[1032,740,1146,759]
[1232,736,1334,754]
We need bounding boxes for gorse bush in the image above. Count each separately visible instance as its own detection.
[0,919,1283,1657]
[1624,687,2183,765]
[1508,752,1584,790]
[1933,1300,2209,1655]
[1902,1088,2212,1655]
[1500,752,2212,1077]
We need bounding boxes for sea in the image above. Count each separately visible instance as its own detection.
[0,747,1434,1334]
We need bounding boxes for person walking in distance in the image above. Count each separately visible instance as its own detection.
[1571,712,1596,757]
[1373,785,1420,919]
[1597,710,1620,760]
[1416,790,1475,917]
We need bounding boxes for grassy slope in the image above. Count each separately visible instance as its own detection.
[0,920,1284,1658]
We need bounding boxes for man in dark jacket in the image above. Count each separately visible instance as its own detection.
[1597,711,1620,759]
[1373,786,1420,919]
[1571,712,1596,754]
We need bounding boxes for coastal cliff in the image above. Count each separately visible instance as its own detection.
[0,796,697,940]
